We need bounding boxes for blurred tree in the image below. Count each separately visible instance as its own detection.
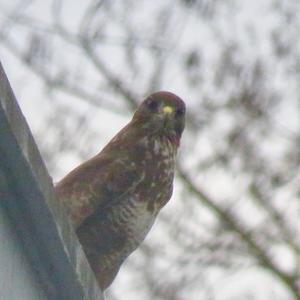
[0,0,300,299]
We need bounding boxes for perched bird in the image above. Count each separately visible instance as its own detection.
[55,91,186,290]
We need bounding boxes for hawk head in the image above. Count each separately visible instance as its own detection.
[132,91,186,146]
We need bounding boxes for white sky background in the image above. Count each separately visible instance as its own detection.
[0,1,299,299]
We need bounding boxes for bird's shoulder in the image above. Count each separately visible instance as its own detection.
[55,129,149,227]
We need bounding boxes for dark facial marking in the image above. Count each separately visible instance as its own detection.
[175,107,185,118]
[146,97,159,112]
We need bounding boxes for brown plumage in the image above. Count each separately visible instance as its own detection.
[55,91,186,290]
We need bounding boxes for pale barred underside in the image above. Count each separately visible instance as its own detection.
[89,134,177,280]
[61,134,176,229]
[107,134,177,254]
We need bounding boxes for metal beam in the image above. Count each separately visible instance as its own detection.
[0,61,104,300]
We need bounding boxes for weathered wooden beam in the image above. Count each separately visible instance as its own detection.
[0,61,104,300]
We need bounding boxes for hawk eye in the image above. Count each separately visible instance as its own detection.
[146,98,159,111]
[175,107,185,117]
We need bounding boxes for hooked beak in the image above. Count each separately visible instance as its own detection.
[162,105,173,114]
[160,105,174,131]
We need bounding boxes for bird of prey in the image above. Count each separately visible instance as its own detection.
[55,91,186,290]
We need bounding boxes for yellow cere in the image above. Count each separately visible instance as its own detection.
[162,105,173,114]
